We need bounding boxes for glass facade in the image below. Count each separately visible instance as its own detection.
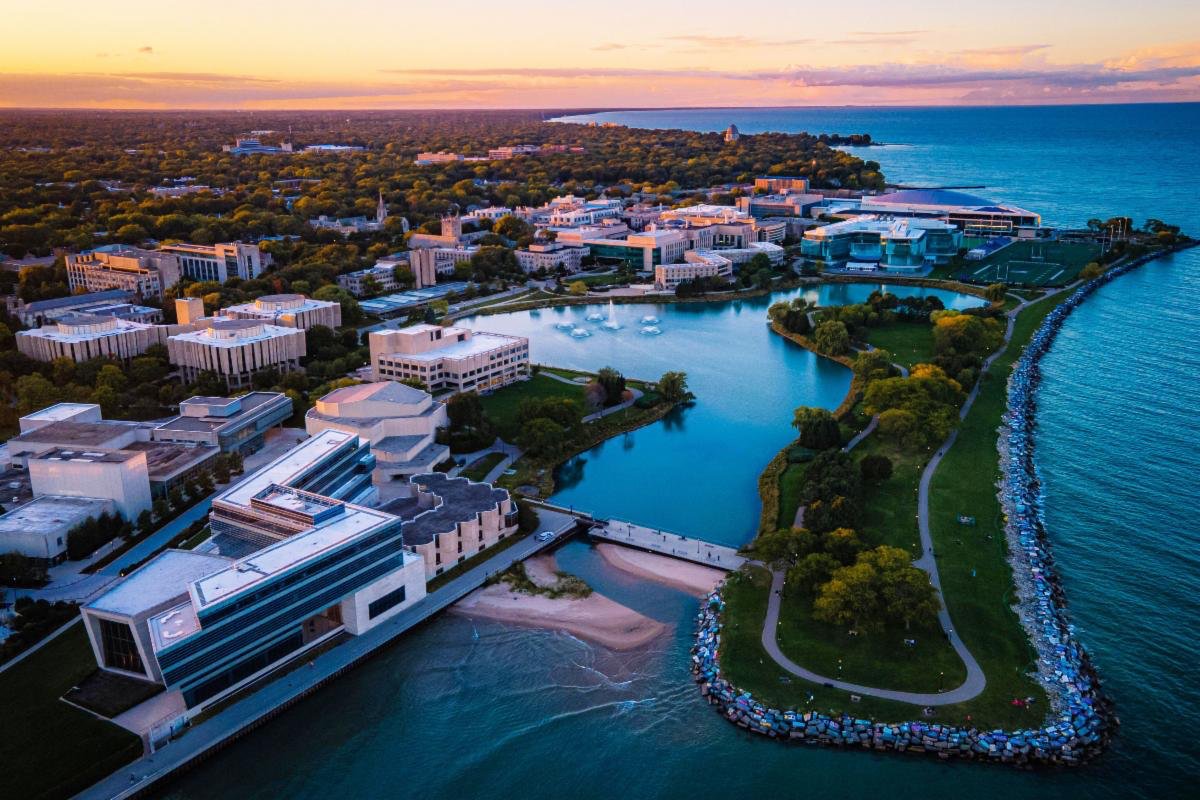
[99,617,145,675]
[367,585,407,619]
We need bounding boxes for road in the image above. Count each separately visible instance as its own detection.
[759,292,1042,704]
[77,508,580,800]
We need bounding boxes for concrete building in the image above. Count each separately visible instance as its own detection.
[0,495,115,564]
[338,262,409,297]
[17,403,103,433]
[409,245,477,282]
[305,382,449,484]
[175,297,206,326]
[370,324,529,393]
[801,216,963,270]
[724,124,741,143]
[708,241,786,265]
[152,393,293,455]
[464,206,513,222]
[222,294,342,330]
[414,151,464,165]
[738,192,823,219]
[15,289,160,328]
[585,228,691,270]
[15,313,168,363]
[655,251,733,290]
[222,137,292,155]
[754,176,810,193]
[514,241,589,273]
[381,473,517,579]
[158,242,271,283]
[488,144,539,160]
[308,191,388,237]
[28,447,153,520]
[66,246,182,299]
[167,319,306,389]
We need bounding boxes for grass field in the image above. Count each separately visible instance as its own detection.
[459,452,506,482]
[863,320,935,369]
[0,623,143,800]
[960,240,1100,287]
[477,374,584,441]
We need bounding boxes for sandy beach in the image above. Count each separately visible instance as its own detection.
[596,543,725,596]
[452,554,668,651]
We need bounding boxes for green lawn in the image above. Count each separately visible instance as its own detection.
[863,321,935,370]
[960,240,1101,287]
[777,463,806,529]
[853,436,924,553]
[0,623,143,799]
[478,374,585,441]
[460,452,506,482]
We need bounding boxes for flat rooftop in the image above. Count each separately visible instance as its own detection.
[30,447,141,465]
[123,441,217,481]
[170,320,297,347]
[214,428,358,508]
[155,392,288,434]
[0,495,113,536]
[400,473,509,545]
[10,420,144,448]
[88,549,234,618]
[20,403,100,424]
[381,331,525,363]
[190,503,399,610]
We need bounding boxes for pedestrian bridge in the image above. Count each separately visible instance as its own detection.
[527,501,746,571]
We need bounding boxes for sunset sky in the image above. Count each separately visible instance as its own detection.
[2,0,1199,108]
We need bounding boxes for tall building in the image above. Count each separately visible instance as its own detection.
[167,319,306,388]
[222,294,342,330]
[158,242,271,283]
[66,246,182,299]
[370,324,529,393]
[514,241,589,273]
[305,381,449,484]
[338,260,409,297]
[77,428,426,709]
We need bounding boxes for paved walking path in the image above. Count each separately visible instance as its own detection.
[538,369,645,422]
[760,293,1043,704]
[589,519,746,571]
[77,509,580,800]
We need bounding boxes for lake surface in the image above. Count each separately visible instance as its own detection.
[164,105,1200,800]
[457,283,979,545]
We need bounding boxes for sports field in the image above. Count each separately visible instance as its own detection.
[960,240,1100,287]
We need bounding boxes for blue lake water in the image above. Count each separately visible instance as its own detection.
[457,283,980,545]
[163,105,1200,800]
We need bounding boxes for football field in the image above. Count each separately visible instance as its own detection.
[962,240,1100,287]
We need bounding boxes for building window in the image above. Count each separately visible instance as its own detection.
[367,585,407,619]
[98,617,144,674]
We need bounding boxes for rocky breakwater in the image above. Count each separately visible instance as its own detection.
[689,245,1199,765]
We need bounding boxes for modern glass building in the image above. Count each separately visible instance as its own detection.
[80,429,424,710]
[801,216,963,270]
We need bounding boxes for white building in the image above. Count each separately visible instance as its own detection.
[28,447,153,520]
[655,251,733,290]
[15,313,169,363]
[66,246,182,299]
[167,319,306,388]
[158,242,271,284]
[338,261,409,297]
[515,241,589,273]
[0,495,116,563]
[370,324,529,393]
[465,206,513,222]
[305,381,450,484]
[222,294,342,330]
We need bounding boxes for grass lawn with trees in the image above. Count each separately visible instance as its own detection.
[477,374,584,441]
[0,623,143,800]
[862,320,935,370]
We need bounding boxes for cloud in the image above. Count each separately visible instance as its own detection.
[781,61,1200,90]
[664,35,811,49]
[956,44,1052,58]
[591,43,628,51]
[137,46,154,54]
[108,71,281,84]
[826,30,929,46]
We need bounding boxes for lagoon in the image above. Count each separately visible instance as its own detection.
[459,284,982,545]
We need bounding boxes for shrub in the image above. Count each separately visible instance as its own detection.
[859,454,894,482]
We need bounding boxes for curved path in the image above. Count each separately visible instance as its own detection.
[760,292,1040,704]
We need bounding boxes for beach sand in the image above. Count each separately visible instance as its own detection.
[596,544,725,596]
[452,553,668,651]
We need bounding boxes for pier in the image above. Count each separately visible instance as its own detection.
[526,501,745,571]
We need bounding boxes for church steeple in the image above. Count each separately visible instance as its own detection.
[376,189,388,224]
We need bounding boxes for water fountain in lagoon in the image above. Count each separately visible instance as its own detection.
[555,321,575,330]
[601,299,621,331]
[585,309,605,322]
[569,326,591,338]
[639,325,662,336]
[640,315,659,324]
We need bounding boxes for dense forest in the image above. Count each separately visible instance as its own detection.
[0,109,884,259]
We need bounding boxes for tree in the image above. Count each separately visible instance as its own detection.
[153,497,171,521]
[812,320,850,355]
[168,485,187,513]
[852,348,894,385]
[517,397,582,431]
[814,546,940,632]
[313,284,362,324]
[656,371,689,404]
[786,552,841,596]
[859,454,893,482]
[753,527,818,566]
[792,406,841,450]
[136,509,155,535]
[984,283,1007,302]
[594,367,626,407]
[518,417,566,458]
[446,391,485,429]
[877,408,921,449]
[567,280,588,296]
[1080,262,1103,280]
